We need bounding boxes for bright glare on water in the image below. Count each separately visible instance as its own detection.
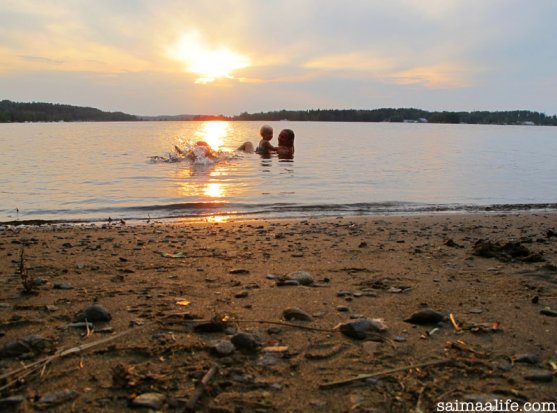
[1,121,556,223]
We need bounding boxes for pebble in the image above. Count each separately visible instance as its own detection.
[282,307,314,322]
[540,308,557,317]
[131,392,166,409]
[37,389,78,409]
[229,268,250,275]
[336,305,350,312]
[404,308,446,325]
[513,353,540,364]
[0,395,25,410]
[75,304,112,322]
[53,282,73,290]
[338,318,388,339]
[286,271,314,286]
[0,335,49,358]
[524,370,553,383]
[212,340,236,356]
[231,332,260,352]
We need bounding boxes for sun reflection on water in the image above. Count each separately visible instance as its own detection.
[194,121,229,150]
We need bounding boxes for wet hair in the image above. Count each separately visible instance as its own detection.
[278,129,295,147]
[260,124,273,138]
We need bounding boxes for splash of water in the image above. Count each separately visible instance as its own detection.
[148,140,239,165]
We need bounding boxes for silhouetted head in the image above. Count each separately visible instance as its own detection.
[278,129,295,148]
[260,124,273,140]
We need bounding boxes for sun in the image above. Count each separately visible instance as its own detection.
[169,32,250,84]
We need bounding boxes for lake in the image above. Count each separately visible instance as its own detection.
[1,121,556,223]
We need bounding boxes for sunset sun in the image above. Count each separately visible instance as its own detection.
[169,32,250,84]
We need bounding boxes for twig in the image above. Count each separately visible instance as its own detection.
[235,319,333,332]
[185,365,218,412]
[319,359,454,390]
[0,321,154,391]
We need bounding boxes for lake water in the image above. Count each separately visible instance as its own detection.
[1,121,556,223]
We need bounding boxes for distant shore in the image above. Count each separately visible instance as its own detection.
[1,212,556,411]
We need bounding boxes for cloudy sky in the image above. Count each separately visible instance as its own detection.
[1,0,556,116]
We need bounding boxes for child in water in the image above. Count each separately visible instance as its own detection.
[174,141,218,162]
[255,124,276,155]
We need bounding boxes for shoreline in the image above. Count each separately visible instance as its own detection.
[1,212,556,411]
[3,201,557,227]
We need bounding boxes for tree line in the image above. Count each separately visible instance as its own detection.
[2,100,555,125]
[233,108,557,125]
[0,100,138,123]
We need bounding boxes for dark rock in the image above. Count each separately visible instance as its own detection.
[0,395,25,409]
[338,318,388,339]
[513,353,540,364]
[53,282,73,290]
[37,389,78,409]
[231,332,260,352]
[524,370,553,383]
[540,308,557,317]
[404,308,446,325]
[75,304,112,322]
[194,320,226,333]
[473,239,544,262]
[0,335,49,358]
[282,307,314,322]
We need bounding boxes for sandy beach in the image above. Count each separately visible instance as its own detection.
[1,212,556,412]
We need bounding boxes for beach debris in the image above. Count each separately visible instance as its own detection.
[404,308,446,325]
[186,366,218,412]
[231,332,261,352]
[17,247,34,293]
[473,239,544,262]
[282,307,314,322]
[75,304,112,322]
[336,318,388,339]
[285,271,314,286]
[0,335,49,359]
[36,389,78,409]
[176,299,191,307]
[131,392,166,409]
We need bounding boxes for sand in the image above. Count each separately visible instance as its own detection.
[1,213,556,412]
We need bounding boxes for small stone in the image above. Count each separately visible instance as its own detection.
[231,332,260,352]
[213,340,236,356]
[540,308,557,317]
[338,318,388,339]
[32,277,47,286]
[131,392,166,409]
[469,308,483,314]
[37,389,78,409]
[337,290,352,297]
[75,304,112,322]
[0,335,49,358]
[524,370,553,383]
[336,305,350,312]
[286,271,314,286]
[513,353,540,364]
[404,309,446,325]
[53,282,73,290]
[229,268,250,275]
[282,307,314,322]
[234,291,249,298]
[0,395,25,410]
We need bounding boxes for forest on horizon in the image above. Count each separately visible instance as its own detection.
[1,100,556,126]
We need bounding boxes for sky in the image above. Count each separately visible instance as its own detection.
[1,0,556,116]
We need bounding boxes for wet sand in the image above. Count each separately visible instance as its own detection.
[1,213,556,412]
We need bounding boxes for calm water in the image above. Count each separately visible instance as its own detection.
[1,121,556,223]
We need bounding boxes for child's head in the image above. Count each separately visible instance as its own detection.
[260,124,273,141]
[278,129,295,147]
